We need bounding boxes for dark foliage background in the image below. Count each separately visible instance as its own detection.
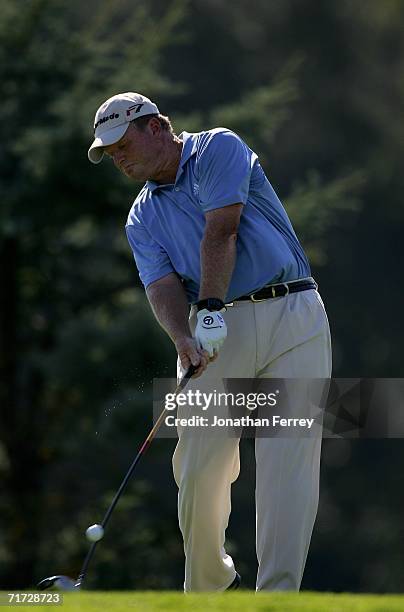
[1,0,404,592]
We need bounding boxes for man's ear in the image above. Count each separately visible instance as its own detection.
[148,117,161,135]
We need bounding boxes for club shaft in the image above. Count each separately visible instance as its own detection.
[76,364,196,585]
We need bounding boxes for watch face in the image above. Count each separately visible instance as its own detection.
[207,299,224,311]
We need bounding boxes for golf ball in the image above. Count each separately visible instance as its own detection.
[85,523,104,542]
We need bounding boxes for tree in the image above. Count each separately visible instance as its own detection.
[0,0,186,588]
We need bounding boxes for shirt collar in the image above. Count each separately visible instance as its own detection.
[146,131,198,192]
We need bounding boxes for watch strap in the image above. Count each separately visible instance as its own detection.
[196,298,226,312]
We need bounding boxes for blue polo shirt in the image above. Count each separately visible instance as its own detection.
[125,128,310,303]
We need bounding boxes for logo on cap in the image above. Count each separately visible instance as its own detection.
[126,103,145,117]
[94,113,120,131]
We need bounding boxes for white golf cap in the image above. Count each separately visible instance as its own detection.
[88,92,159,164]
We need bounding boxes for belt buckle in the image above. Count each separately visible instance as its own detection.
[250,292,267,303]
[269,283,289,298]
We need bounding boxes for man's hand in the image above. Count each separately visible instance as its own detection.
[175,336,211,379]
[195,309,227,357]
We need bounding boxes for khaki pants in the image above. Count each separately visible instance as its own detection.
[173,289,332,591]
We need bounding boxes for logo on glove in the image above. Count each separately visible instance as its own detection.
[203,315,214,326]
[202,313,224,328]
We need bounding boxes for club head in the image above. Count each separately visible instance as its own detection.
[37,575,80,591]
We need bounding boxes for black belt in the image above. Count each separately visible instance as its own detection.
[233,278,317,302]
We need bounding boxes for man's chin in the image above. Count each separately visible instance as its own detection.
[123,167,146,182]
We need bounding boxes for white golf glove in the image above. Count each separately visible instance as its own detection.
[195,309,227,357]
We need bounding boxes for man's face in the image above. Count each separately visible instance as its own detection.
[103,122,162,182]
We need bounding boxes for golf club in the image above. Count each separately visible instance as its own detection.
[37,364,197,591]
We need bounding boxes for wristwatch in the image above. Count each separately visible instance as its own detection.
[196,298,226,312]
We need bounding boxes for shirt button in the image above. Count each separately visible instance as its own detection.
[175,187,180,192]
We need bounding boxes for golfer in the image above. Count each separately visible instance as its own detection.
[88,92,332,592]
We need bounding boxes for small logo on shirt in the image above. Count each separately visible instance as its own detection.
[193,182,199,196]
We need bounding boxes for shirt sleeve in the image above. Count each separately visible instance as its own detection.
[196,130,257,212]
[125,222,175,289]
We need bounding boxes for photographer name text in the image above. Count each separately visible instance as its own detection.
[164,414,315,429]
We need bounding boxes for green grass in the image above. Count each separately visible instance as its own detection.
[6,591,404,612]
